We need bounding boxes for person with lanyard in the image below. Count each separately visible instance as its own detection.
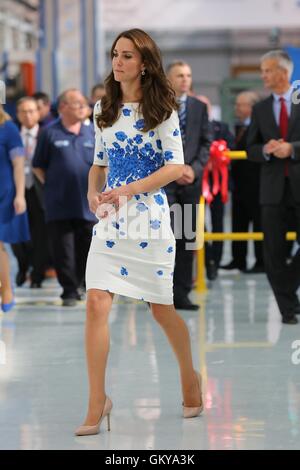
[247,50,300,325]
[166,61,211,310]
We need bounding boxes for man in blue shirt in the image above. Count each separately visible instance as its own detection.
[33,88,96,306]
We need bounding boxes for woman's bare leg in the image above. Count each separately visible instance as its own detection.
[150,303,201,407]
[83,288,114,426]
[0,243,13,304]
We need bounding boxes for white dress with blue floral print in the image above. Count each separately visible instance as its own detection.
[85,101,184,304]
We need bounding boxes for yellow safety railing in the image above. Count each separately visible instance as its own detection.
[196,151,297,292]
[225,150,247,160]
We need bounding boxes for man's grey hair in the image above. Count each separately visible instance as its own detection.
[260,50,294,80]
[16,96,38,110]
[166,61,191,74]
[236,91,260,106]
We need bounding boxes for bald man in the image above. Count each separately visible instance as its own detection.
[32,89,96,306]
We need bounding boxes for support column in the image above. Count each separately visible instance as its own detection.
[37,0,105,100]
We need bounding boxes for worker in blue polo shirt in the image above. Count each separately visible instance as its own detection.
[32,88,96,306]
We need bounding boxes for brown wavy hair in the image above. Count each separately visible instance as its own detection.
[96,29,178,132]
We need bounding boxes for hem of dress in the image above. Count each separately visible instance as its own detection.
[86,283,173,305]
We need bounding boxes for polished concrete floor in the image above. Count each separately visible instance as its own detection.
[0,251,300,450]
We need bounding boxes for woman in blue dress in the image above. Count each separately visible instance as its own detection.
[75,29,203,437]
[0,104,30,312]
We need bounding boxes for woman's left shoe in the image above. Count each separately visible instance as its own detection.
[75,396,113,436]
[183,371,204,418]
[1,299,16,313]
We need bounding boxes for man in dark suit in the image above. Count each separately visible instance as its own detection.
[247,50,300,325]
[11,97,48,288]
[221,91,264,273]
[166,61,212,310]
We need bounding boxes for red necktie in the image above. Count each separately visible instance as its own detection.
[279,97,289,176]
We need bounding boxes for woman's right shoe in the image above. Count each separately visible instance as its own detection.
[183,371,204,418]
[1,299,16,313]
[75,396,113,436]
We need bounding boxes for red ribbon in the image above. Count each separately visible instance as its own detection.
[202,140,230,204]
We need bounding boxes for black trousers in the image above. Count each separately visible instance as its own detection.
[262,179,300,317]
[205,192,224,267]
[47,219,94,299]
[11,186,48,283]
[167,184,201,299]
[231,193,264,268]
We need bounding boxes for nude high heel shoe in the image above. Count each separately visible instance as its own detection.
[75,396,113,436]
[183,371,204,418]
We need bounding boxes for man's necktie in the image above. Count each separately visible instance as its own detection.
[24,132,33,159]
[178,99,186,146]
[235,125,246,145]
[24,131,34,188]
[279,97,289,176]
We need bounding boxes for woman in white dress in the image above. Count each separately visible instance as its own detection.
[75,29,203,436]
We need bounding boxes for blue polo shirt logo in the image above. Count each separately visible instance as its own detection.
[83,141,94,148]
[54,140,70,148]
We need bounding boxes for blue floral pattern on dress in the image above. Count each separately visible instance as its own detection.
[154,194,164,206]
[96,109,183,189]
[122,108,132,117]
[164,151,174,161]
[136,202,148,212]
[150,220,161,230]
[115,131,127,142]
[134,119,145,130]
[134,134,143,144]
[90,103,184,305]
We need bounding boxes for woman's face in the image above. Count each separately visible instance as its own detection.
[112,37,144,84]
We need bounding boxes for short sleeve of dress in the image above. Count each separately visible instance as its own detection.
[93,100,108,167]
[5,121,25,161]
[157,109,184,165]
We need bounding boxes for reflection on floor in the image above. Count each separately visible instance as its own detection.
[0,270,300,450]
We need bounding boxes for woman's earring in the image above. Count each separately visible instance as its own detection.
[141,70,146,76]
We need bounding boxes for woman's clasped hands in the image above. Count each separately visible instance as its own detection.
[88,185,134,219]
